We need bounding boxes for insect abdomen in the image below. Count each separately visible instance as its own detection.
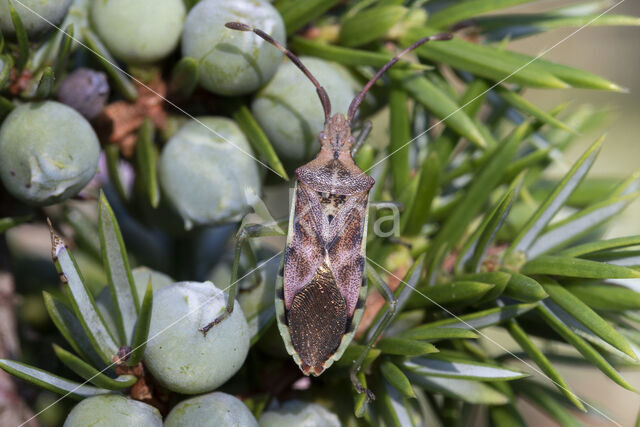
[288,263,347,375]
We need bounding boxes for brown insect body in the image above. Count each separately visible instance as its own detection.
[223,21,451,377]
[278,115,374,375]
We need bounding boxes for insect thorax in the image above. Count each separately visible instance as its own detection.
[295,149,375,196]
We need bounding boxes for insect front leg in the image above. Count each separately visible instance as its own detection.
[350,263,398,402]
[199,217,288,335]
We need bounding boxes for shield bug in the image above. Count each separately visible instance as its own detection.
[202,22,451,395]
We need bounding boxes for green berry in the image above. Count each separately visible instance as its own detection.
[252,57,356,163]
[164,392,258,427]
[0,101,100,206]
[143,281,250,394]
[182,0,285,96]
[90,0,185,63]
[158,117,261,230]
[0,0,72,38]
[259,400,341,427]
[63,395,161,427]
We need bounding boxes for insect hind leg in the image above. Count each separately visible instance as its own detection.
[350,263,398,402]
[199,241,244,335]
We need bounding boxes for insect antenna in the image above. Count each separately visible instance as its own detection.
[225,22,332,123]
[347,33,453,123]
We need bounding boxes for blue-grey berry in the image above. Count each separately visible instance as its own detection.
[259,400,341,427]
[143,281,250,394]
[252,57,355,163]
[0,0,71,38]
[0,101,100,206]
[90,0,185,63]
[164,392,258,427]
[182,0,285,96]
[158,117,261,230]
[63,395,161,427]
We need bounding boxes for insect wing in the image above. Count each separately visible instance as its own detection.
[275,182,370,375]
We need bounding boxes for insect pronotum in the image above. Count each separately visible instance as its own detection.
[202,22,451,396]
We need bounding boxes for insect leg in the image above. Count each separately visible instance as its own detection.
[238,239,262,293]
[368,201,404,211]
[350,263,398,402]
[199,217,288,335]
[350,120,372,157]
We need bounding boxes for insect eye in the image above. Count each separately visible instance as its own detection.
[348,136,355,144]
[318,132,326,141]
